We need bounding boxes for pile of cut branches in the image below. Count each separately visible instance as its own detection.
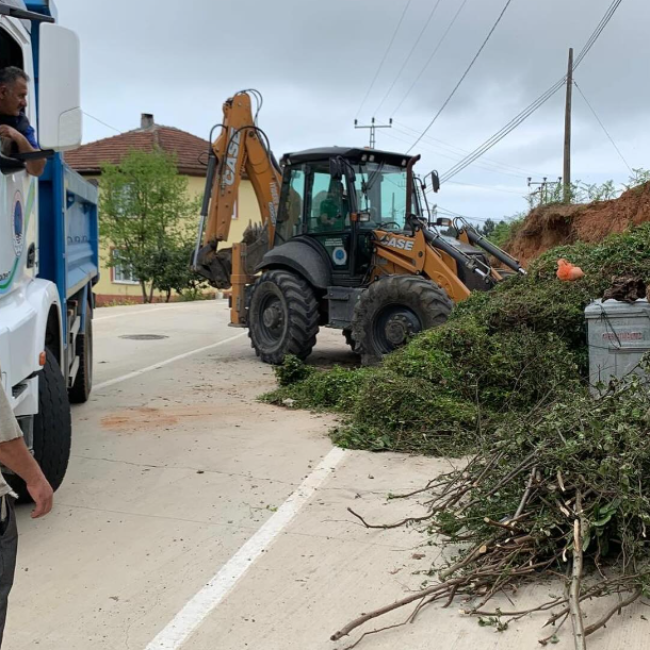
[266,225,650,456]
[331,372,650,649]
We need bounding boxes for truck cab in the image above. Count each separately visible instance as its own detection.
[0,0,98,497]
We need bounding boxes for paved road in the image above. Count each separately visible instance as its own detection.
[6,302,646,650]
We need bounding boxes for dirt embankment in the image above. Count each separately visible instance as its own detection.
[506,182,650,265]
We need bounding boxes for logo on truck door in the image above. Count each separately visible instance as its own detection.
[12,191,23,257]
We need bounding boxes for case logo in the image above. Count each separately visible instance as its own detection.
[381,235,414,251]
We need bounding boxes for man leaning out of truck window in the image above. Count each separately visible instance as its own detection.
[0,66,46,177]
[0,373,53,646]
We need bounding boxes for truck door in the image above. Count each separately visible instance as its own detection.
[304,163,353,283]
[0,21,37,300]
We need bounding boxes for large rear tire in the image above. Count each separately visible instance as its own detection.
[351,275,452,365]
[69,298,93,404]
[9,349,72,501]
[248,269,320,364]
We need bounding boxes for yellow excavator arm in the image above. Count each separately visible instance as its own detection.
[194,90,282,291]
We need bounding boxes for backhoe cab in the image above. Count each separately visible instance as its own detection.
[194,92,525,364]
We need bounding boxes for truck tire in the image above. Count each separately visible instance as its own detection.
[351,275,452,365]
[69,298,93,404]
[9,349,72,501]
[248,269,319,364]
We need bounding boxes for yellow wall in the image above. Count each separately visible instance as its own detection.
[92,175,262,303]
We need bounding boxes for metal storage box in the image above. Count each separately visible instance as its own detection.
[585,299,650,393]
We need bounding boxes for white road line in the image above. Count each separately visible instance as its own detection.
[95,303,218,322]
[93,333,246,392]
[144,446,348,650]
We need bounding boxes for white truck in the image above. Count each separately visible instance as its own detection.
[0,0,97,498]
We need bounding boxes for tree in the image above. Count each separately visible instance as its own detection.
[153,237,207,302]
[99,150,200,303]
[479,218,496,238]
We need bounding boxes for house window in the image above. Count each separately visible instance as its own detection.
[112,250,138,285]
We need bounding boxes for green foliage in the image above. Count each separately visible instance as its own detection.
[527,169,650,210]
[273,355,316,387]
[435,370,650,586]
[486,214,525,248]
[625,168,650,191]
[264,364,369,413]
[267,224,650,456]
[99,150,201,303]
[152,240,208,302]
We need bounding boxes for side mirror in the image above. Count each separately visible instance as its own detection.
[358,211,371,223]
[329,157,343,181]
[429,171,441,194]
[38,24,82,151]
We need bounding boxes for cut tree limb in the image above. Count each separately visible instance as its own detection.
[569,490,586,650]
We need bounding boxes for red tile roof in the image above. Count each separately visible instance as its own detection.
[64,122,211,177]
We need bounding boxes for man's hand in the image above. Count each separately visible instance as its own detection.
[0,437,54,517]
[0,124,25,145]
[26,476,54,518]
[0,124,46,176]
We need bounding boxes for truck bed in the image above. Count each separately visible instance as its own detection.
[38,155,99,301]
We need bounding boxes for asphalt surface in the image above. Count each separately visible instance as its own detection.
[6,301,647,650]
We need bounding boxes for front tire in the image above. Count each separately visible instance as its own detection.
[248,270,320,364]
[351,275,452,365]
[9,349,72,501]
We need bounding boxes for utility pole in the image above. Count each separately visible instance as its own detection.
[354,117,392,149]
[528,177,562,207]
[563,48,574,204]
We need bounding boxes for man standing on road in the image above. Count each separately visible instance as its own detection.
[0,372,53,646]
[0,66,46,177]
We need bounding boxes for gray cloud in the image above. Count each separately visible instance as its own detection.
[57,0,646,221]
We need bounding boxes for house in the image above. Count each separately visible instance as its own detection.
[65,114,262,305]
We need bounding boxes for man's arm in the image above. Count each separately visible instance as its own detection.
[0,385,53,518]
[0,439,53,517]
[0,124,46,176]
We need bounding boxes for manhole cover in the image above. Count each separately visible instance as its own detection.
[119,334,169,341]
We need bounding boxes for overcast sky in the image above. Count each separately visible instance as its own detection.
[56,0,644,223]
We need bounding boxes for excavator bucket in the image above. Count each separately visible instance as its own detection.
[193,222,269,290]
[194,244,233,289]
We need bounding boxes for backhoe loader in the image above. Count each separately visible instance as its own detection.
[194,90,525,364]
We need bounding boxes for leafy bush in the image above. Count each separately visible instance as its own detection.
[265,224,650,455]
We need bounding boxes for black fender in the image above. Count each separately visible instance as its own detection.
[257,237,331,290]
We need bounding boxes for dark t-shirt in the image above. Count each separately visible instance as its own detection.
[0,112,38,149]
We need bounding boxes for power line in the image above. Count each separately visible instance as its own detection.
[391,0,471,117]
[407,0,516,153]
[445,180,527,196]
[393,120,537,177]
[373,0,446,117]
[381,128,529,180]
[83,111,122,135]
[439,78,566,183]
[574,80,632,173]
[354,0,414,120]
[439,0,624,183]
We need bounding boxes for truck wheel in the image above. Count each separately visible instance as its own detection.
[9,349,72,501]
[69,298,93,404]
[351,275,452,365]
[248,269,319,364]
